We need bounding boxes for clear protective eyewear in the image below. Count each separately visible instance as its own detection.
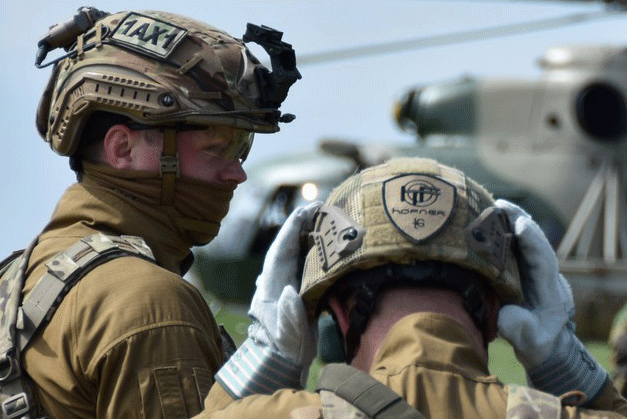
[126,122,255,162]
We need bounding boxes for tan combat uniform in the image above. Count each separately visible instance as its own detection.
[196,313,627,419]
[22,175,223,418]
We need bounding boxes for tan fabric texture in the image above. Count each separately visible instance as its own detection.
[82,162,235,247]
[21,178,223,419]
[195,313,627,419]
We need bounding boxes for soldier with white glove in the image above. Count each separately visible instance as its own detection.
[216,202,322,397]
[496,199,610,404]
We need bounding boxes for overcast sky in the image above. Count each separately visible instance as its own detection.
[2,0,627,257]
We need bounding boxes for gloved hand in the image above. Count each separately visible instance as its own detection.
[248,201,322,369]
[496,199,609,403]
[216,201,322,398]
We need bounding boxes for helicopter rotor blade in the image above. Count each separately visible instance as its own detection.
[296,7,619,66]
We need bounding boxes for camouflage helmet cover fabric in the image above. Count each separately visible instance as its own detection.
[37,10,282,156]
[300,157,523,317]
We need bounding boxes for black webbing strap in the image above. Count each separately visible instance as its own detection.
[316,363,428,419]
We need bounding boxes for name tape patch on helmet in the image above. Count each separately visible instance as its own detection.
[382,174,456,243]
[110,12,188,59]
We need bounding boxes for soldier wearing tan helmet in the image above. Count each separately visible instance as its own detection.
[0,6,300,418]
[193,157,627,419]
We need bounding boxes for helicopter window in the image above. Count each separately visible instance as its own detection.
[250,183,329,256]
[250,186,299,256]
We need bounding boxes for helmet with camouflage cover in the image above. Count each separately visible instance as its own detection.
[36,8,298,157]
[300,157,523,318]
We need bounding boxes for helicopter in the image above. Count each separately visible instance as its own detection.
[189,42,627,342]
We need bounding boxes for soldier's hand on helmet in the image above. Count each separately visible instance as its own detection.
[215,202,322,398]
[248,201,322,368]
[495,199,574,364]
[495,199,609,403]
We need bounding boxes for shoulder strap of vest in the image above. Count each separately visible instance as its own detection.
[0,233,155,419]
[17,233,155,351]
[316,363,428,419]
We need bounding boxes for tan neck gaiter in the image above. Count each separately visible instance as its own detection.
[82,162,235,246]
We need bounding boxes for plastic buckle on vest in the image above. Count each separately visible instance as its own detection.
[160,154,180,178]
[2,392,30,419]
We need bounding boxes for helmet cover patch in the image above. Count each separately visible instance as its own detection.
[110,12,188,59]
[382,174,456,243]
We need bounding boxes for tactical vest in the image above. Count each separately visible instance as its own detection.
[0,233,155,419]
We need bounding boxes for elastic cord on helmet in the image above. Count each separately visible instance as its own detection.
[336,261,491,363]
[36,25,111,69]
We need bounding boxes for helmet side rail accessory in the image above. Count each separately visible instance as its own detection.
[308,205,366,272]
[465,206,515,275]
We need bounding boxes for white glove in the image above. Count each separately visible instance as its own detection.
[496,199,608,403]
[215,202,322,398]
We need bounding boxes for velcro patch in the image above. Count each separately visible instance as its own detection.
[110,12,188,59]
[382,174,456,243]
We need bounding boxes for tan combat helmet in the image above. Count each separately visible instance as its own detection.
[301,157,523,319]
[35,7,300,157]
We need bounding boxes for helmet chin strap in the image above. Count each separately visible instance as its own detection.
[156,127,228,245]
[160,128,179,205]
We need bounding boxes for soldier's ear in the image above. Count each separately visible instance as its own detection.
[327,295,351,337]
[103,124,135,169]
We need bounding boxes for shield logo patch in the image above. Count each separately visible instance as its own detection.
[382,174,456,243]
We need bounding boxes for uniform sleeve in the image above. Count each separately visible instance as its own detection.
[76,258,224,419]
[194,381,322,419]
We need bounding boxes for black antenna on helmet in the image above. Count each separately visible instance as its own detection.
[243,23,302,122]
[35,6,109,68]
